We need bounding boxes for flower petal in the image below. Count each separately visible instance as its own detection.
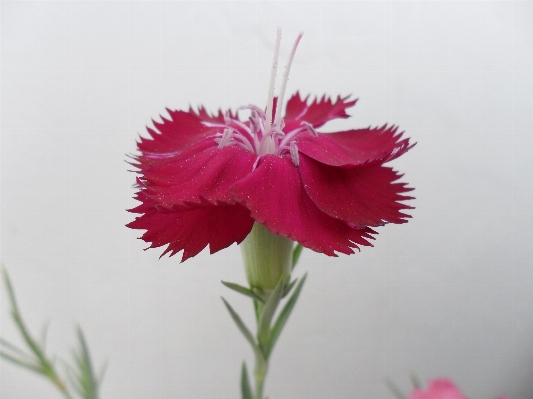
[188,105,237,124]
[142,145,258,206]
[283,92,357,131]
[137,109,219,156]
[299,154,414,227]
[133,136,217,171]
[296,125,413,166]
[230,155,376,256]
[127,196,254,262]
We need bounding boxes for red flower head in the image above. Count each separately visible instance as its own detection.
[127,32,414,262]
[409,379,468,399]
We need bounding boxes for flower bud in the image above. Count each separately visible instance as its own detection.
[240,222,294,293]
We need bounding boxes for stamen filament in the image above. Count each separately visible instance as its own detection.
[232,133,255,153]
[278,126,306,149]
[229,118,255,143]
[274,32,303,129]
[265,28,282,134]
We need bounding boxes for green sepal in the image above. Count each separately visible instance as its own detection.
[257,278,285,348]
[291,244,303,270]
[221,297,261,359]
[222,281,264,303]
[240,362,253,399]
[266,273,307,358]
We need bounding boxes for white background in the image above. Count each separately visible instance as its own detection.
[1,1,533,398]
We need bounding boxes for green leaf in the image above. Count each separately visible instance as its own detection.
[0,350,41,374]
[282,278,297,298]
[69,327,99,399]
[221,281,264,303]
[1,266,74,399]
[97,361,108,388]
[2,268,48,367]
[240,362,253,399]
[2,269,45,364]
[266,274,307,358]
[385,378,407,399]
[0,338,35,362]
[221,297,261,358]
[291,244,303,270]
[40,320,51,351]
[257,278,284,348]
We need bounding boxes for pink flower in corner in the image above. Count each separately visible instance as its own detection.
[410,379,468,399]
[127,32,414,261]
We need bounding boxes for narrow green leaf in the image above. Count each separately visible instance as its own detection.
[240,362,253,399]
[266,274,307,358]
[2,267,21,316]
[74,327,99,399]
[40,320,51,351]
[0,350,41,374]
[2,268,47,365]
[1,267,74,399]
[97,361,108,387]
[221,297,260,356]
[65,365,84,396]
[11,311,47,366]
[221,281,264,303]
[0,338,35,361]
[291,244,303,270]
[282,278,297,298]
[257,278,284,347]
[385,378,407,399]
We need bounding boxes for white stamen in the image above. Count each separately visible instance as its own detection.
[265,28,282,134]
[239,104,265,117]
[301,121,318,137]
[274,32,303,129]
[278,126,306,149]
[217,128,234,148]
[290,141,299,166]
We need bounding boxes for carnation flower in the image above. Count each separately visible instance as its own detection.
[127,32,414,262]
[409,379,468,399]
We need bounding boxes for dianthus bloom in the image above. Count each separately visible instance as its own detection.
[409,378,515,399]
[410,379,468,399]
[127,33,414,261]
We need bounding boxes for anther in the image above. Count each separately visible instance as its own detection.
[301,121,318,137]
[290,141,300,166]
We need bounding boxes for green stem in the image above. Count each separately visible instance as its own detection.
[254,351,268,399]
[230,227,307,399]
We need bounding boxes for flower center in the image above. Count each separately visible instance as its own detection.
[211,30,312,167]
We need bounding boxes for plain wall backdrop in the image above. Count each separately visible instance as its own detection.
[1,1,533,398]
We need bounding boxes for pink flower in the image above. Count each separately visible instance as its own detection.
[127,32,414,261]
[410,379,468,399]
